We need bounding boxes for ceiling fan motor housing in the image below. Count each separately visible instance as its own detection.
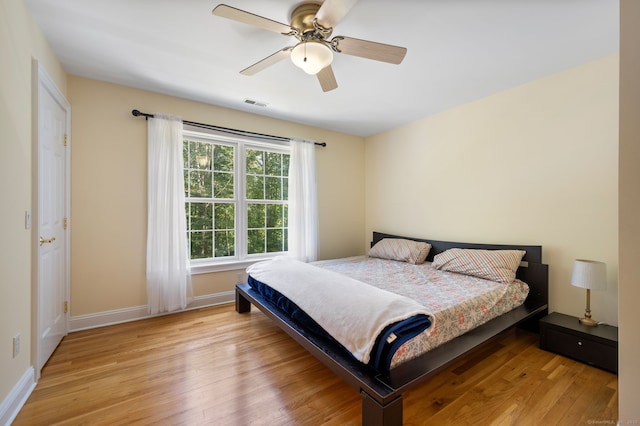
[290,2,333,41]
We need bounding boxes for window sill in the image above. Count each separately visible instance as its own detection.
[190,257,276,275]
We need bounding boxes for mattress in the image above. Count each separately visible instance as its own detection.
[247,255,529,374]
[312,256,529,369]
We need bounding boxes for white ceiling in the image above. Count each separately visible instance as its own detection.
[25,0,619,137]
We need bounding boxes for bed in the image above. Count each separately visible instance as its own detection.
[235,231,549,425]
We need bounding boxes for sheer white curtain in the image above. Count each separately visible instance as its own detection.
[288,138,319,262]
[147,113,193,314]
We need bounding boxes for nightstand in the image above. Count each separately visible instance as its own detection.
[539,312,618,373]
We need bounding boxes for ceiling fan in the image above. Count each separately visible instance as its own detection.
[212,0,407,92]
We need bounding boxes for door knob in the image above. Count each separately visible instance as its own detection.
[39,236,56,246]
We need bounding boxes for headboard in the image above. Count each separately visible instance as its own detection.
[372,231,542,263]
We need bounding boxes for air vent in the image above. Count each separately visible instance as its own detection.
[244,99,268,108]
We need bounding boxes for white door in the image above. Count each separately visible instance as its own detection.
[36,62,70,371]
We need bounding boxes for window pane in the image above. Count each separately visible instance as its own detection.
[246,175,264,200]
[214,203,234,230]
[213,171,234,198]
[183,141,189,169]
[266,152,282,176]
[283,228,288,251]
[189,202,213,230]
[248,229,265,254]
[184,170,189,197]
[190,231,213,259]
[189,140,212,170]
[247,203,265,228]
[266,228,284,253]
[214,230,235,257]
[265,176,282,200]
[266,204,283,228]
[282,154,290,201]
[246,149,264,174]
[283,204,288,227]
[283,154,290,175]
[189,171,212,198]
[214,145,234,172]
[282,177,288,200]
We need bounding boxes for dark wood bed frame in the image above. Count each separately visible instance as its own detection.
[235,231,549,425]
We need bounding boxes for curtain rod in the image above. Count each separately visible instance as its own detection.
[131,109,326,147]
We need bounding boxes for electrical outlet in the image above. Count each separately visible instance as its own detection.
[236,272,244,284]
[25,210,31,230]
[13,334,20,358]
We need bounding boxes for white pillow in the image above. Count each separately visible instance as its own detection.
[368,238,431,265]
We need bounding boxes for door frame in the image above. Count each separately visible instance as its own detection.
[31,60,71,379]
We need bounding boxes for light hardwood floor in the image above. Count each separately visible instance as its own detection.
[14,304,618,425]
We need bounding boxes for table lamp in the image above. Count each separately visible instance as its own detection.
[571,259,607,327]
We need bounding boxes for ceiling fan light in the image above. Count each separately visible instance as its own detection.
[290,40,333,75]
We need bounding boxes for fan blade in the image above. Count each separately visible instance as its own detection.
[240,47,293,76]
[317,66,338,92]
[333,36,407,64]
[212,4,292,35]
[315,0,358,29]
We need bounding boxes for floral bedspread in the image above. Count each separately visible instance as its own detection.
[313,256,529,369]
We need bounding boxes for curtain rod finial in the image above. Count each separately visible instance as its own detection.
[132,109,153,120]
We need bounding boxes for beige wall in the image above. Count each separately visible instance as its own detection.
[67,76,365,316]
[618,0,640,421]
[0,0,67,407]
[365,55,619,326]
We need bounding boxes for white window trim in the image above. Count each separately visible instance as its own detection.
[189,256,274,274]
[183,129,290,273]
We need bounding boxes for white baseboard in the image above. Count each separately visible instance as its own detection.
[69,291,235,332]
[0,367,36,426]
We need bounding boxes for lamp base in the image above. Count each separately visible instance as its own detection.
[579,317,599,327]
[580,288,599,327]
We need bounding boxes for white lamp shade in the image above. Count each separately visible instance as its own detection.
[290,40,333,75]
[571,259,607,290]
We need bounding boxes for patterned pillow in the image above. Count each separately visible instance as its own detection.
[368,238,432,265]
[431,248,526,284]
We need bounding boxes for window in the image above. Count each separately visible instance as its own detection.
[183,130,290,272]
